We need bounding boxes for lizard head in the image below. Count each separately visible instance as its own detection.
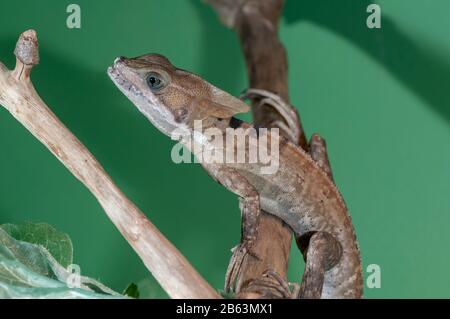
[108,53,249,137]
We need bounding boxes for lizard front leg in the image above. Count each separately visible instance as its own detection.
[202,163,261,293]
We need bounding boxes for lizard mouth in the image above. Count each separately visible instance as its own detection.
[107,62,144,101]
[107,57,123,78]
[107,58,178,136]
[107,65,120,83]
[108,63,131,90]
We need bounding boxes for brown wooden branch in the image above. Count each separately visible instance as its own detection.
[207,0,308,298]
[0,30,220,299]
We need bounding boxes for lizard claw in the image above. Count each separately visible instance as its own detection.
[262,270,300,299]
[225,243,248,293]
[241,270,298,299]
[225,241,261,293]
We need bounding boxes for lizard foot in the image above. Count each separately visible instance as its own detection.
[225,242,261,293]
[225,243,248,293]
[241,270,298,299]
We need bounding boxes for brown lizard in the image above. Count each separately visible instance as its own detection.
[107,54,363,298]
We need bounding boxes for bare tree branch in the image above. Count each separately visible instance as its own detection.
[0,30,220,299]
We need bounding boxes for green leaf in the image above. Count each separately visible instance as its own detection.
[123,283,140,299]
[1,222,73,268]
[0,226,126,299]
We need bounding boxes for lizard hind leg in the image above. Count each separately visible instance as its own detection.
[297,231,342,298]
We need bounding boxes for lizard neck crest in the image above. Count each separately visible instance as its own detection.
[108,54,249,138]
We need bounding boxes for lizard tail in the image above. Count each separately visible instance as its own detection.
[321,240,364,298]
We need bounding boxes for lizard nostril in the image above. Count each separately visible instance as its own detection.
[114,56,125,65]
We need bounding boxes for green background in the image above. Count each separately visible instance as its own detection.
[1,0,449,298]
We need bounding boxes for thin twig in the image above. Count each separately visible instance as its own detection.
[0,30,220,299]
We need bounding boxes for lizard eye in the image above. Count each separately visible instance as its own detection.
[146,72,165,91]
